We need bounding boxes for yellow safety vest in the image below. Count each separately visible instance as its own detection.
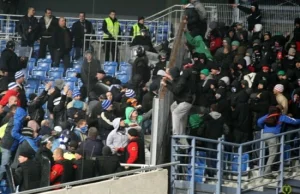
[103,17,120,39]
[132,23,148,38]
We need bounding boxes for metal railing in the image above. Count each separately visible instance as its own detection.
[16,162,178,194]
[171,128,300,194]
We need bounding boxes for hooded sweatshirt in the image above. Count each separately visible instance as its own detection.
[201,111,229,139]
[106,118,129,154]
[124,107,143,126]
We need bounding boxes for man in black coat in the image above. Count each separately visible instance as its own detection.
[13,149,42,192]
[72,12,94,60]
[53,17,72,71]
[17,7,39,47]
[96,146,122,176]
[142,82,158,113]
[132,46,151,85]
[38,8,58,60]
[0,41,26,82]
[15,70,27,110]
[73,148,96,180]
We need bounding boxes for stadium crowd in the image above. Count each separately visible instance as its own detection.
[0,0,298,191]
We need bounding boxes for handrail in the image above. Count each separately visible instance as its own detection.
[17,162,179,194]
[145,5,182,21]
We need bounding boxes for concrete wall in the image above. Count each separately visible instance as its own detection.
[43,170,168,194]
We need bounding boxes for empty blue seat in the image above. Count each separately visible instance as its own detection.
[116,71,130,84]
[188,151,206,183]
[25,86,35,98]
[156,34,168,43]
[63,77,76,91]
[31,67,47,80]
[38,85,45,95]
[37,59,52,71]
[26,76,40,90]
[48,68,64,79]
[103,61,118,76]
[27,58,36,75]
[3,26,14,33]
[73,63,82,73]
[66,68,78,78]
[157,24,169,34]
[119,62,132,77]
[45,53,51,60]
[231,153,249,175]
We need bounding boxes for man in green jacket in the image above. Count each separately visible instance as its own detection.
[184,30,213,61]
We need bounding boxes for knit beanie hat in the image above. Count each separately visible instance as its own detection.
[8,82,18,90]
[128,128,138,137]
[125,89,136,98]
[277,70,286,76]
[231,41,240,47]
[15,70,24,80]
[72,90,81,98]
[102,100,112,110]
[274,84,284,93]
[200,69,210,76]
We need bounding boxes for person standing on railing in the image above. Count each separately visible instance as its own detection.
[52,17,72,72]
[38,8,58,60]
[257,106,300,179]
[102,10,121,62]
[231,1,262,32]
[72,12,94,60]
[17,7,39,47]
[130,16,148,39]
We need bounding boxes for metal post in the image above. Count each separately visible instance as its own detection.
[170,137,176,194]
[279,135,285,193]
[237,145,243,194]
[216,137,223,194]
[259,129,264,176]
[190,138,196,194]
[234,0,240,23]
[150,97,160,166]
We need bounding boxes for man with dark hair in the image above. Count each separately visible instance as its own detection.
[102,10,121,62]
[72,12,94,60]
[124,128,145,167]
[130,16,148,38]
[17,7,39,47]
[38,8,58,60]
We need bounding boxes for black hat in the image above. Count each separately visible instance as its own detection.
[97,70,106,74]
[28,93,37,101]
[210,63,220,71]
[68,141,78,150]
[6,40,15,49]
[19,148,35,159]
[138,16,145,21]
[128,128,138,137]
[182,58,192,66]
[102,146,112,156]
[149,82,159,92]
[264,31,272,38]
[21,127,34,137]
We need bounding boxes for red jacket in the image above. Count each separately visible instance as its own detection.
[50,162,64,185]
[210,37,222,54]
[126,140,139,164]
[0,90,20,106]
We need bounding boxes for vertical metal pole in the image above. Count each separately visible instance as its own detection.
[237,145,243,194]
[150,98,160,166]
[259,130,264,176]
[216,137,223,194]
[234,0,240,23]
[279,135,285,193]
[190,138,196,194]
[170,137,176,194]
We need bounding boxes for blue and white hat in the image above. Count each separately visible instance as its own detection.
[15,70,24,80]
[8,82,18,90]
[72,90,81,98]
[125,89,136,98]
[102,100,112,110]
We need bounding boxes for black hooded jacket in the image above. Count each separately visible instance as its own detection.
[238,2,261,31]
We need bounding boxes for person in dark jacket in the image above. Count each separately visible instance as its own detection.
[80,51,100,100]
[13,149,42,192]
[35,135,54,166]
[96,146,122,176]
[142,82,158,113]
[131,29,156,53]
[0,107,27,179]
[78,127,104,157]
[38,8,58,60]
[131,46,151,85]
[152,52,167,77]
[52,17,72,71]
[15,70,27,110]
[184,1,206,37]
[0,71,9,93]
[0,41,26,82]
[72,12,94,60]
[200,104,229,177]
[27,93,46,125]
[124,128,145,167]
[17,7,39,47]
[53,85,69,127]
[73,148,96,180]
[130,16,148,38]
[98,100,116,141]
[233,2,262,32]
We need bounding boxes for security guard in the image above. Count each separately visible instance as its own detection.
[102,10,121,62]
[130,16,148,39]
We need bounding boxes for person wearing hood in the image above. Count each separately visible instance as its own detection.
[73,119,88,143]
[0,107,27,179]
[209,28,223,55]
[232,2,261,32]
[98,100,116,141]
[124,106,152,132]
[200,104,229,177]
[53,85,69,127]
[277,71,292,100]
[193,53,207,70]
[226,27,238,42]
[27,92,46,125]
[131,46,151,86]
[106,118,130,162]
[282,48,296,74]
[142,82,159,113]
[102,10,121,61]
[153,52,167,77]
[252,65,276,90]
[35,135,55,166]
[80,51,100,99]
[96,146,122,176]
[235,58,250,82]
[215,38,231,59]
[184,27,213,61]
[231,40,240,57]
[67,91,87,111]
[78,127,103,157]
[273,84,288,115]
[251,24,263,43]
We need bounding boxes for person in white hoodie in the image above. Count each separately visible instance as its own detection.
[106,118,129,162]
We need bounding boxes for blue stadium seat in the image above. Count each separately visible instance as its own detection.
[3,26,14,33]
[45,77,55,82]
[63,77,76,91]
[37,59,52,71]
[188,151,206,183]
[116,71,130,84]
[119,62,132,77]
[45,53,51,59]
[103,61,118,76]
[38,85,45,95]
[157,24,169,34]
[66,68,78,78]
[156,34,168,43]
[73,63,82,73]
[26,76,40,91]
[231,153,249,175]
[27,58,36,75]
[119,21,127,32]
[25,85,35,99]
[48,68,64,79]
[32,67,47,80]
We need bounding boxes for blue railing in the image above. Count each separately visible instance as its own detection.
[171,128,300,194]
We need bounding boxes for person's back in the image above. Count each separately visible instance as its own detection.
[74,159,96,180]
[96,146,122,176]
[202,111,228,140]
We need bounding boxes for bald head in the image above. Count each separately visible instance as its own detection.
[8,96,18,106]
[27,120,39,132]
[53,148,64,161]
[59,17,66,28]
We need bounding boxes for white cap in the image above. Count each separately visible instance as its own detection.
[54,126,62,132]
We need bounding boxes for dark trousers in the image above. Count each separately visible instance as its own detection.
[39,37,54,60]
[104,39,119,62]
[53,49,70,72]
[205,142,217,177]
[21,39,34,47]
[74,41,90,60]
